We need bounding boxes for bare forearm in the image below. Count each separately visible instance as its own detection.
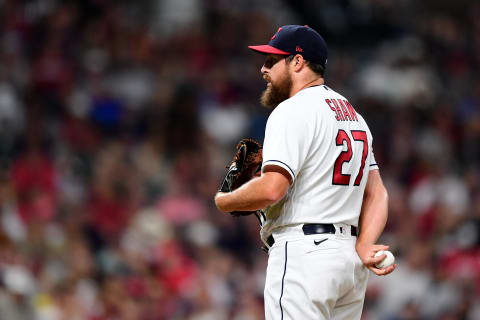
[355,170,396,276]
[358,192,388,245]
[357,172,389,245]
[215,173,288,212]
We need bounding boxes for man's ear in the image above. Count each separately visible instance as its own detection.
[292,54,306,72]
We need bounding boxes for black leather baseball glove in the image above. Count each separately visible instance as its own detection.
[219,138,263,217]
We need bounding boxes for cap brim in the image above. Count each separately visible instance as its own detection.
[248,45,291,55]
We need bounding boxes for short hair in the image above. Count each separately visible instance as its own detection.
[306,61,325,77]
[285,54,325,77]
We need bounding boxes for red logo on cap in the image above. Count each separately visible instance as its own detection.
[296,46,303,52]
[271,27,283,40]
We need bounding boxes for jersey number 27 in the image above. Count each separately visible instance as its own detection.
[332,130,367,186]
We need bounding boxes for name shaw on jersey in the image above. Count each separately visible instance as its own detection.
[325,98,358,122]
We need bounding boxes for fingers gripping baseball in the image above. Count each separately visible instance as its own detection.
[356,243,396,276]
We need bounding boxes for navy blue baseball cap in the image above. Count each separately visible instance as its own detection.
[248,25,328,68]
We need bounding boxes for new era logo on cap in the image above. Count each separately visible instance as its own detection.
[248,25,328,68]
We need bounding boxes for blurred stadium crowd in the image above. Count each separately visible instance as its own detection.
[0,0,479,319]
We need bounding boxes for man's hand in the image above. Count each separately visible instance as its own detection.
[356,242,396,276]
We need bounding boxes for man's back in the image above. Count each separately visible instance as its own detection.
[261,85,378,238]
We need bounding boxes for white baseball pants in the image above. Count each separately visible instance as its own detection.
[264,224,369,320]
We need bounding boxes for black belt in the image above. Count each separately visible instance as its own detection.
[266,223,358,247]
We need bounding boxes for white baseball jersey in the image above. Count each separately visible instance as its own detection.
[261,85,378,241]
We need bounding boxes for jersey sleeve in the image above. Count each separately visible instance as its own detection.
[369,148,379,171]
[368,132,379,170]
[362,117,379,171]
[262,103,311,183]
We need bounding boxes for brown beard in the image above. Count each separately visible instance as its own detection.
[260,72,292,109]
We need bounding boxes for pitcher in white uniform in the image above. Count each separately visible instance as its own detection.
[215,25,396,320]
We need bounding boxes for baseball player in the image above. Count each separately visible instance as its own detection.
[215,25,396,320]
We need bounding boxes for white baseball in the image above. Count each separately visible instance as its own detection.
[374,250,395,269]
